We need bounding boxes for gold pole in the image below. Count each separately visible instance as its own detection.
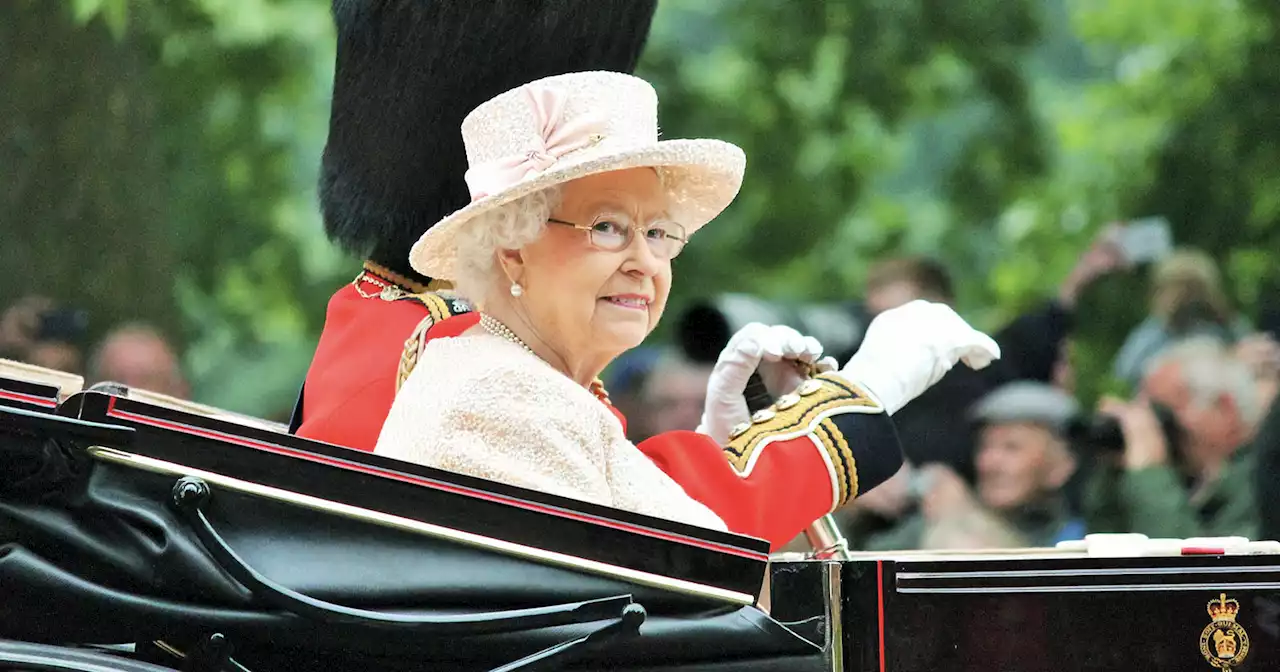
[803,514,853,561]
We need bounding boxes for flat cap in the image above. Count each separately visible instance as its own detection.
[969,381,1080,434]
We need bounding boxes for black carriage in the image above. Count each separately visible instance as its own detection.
[3,361,1280,672]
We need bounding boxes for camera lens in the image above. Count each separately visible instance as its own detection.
[1065,414,1126,453]
[1064,403,1186,457]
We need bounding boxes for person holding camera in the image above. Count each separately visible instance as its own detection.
[1085,337,1264,539]
[856,381,1084,551]
[1111,249,1252,388]
[0,295,87,374]
[861,227,1126,481]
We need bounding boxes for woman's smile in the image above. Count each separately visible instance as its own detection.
[600,293,651,311]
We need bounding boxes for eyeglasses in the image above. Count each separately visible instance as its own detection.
[547,213,688,260]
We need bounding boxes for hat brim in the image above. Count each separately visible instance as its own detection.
[409,138,745,280]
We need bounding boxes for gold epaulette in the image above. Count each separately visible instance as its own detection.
[724,373,882,506]
[394,291,474,392]
[395,290,472,324]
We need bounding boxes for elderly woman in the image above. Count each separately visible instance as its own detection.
[376,71,1000,548]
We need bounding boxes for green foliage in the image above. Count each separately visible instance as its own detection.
[71,0,129,38]
[642,0,1280,405]
[6,0,342,416]
[8,0,1280,417]
[1,1,179,346]
[120,0,341,412]
[641,0,1045,308]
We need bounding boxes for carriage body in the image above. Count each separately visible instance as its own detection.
[3,361,1279,672]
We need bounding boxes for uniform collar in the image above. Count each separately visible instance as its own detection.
[358,260,453,296]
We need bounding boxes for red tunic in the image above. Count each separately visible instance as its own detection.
[636,376,901,549]
[294,273,472,451]
[639,431,855,550]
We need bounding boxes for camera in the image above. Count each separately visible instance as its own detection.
[36,308,89,344]
[1064,402,1186,457]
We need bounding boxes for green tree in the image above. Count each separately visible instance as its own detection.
[14,0,1280,419]
[639,0,1046,306]
[1,0,178,340]
[7,0,343,417]
[641,0,1280,404]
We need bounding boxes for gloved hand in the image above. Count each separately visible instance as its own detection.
[698,323,836,445]
[836,300,1000,415]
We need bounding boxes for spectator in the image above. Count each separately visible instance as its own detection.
[0,296,53,360]
[1234,333,1280,412]
[24,337,83,375]
[864,257,955,317]
[639,350,713,438]
[0,296,88,374]
[1249,335,1280,540]
[861,228,1125,479]
[1087,337,1262,539]
[88,323,189,399]
[1112,249,1250,387]
[601,347,661,441]
[861,381,1084,550]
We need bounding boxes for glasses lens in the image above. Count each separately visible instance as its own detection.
[588,215,631,251]
[643,221,686,259]
[586,215,687,259]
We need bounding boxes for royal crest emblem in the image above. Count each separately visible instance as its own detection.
[1199,593,1250,671]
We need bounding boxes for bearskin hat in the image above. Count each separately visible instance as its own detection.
[320,0,660,283]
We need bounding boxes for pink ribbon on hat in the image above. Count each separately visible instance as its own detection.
[463,84,607,201]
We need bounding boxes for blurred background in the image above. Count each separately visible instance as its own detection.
[6,0,1280,416]
[5,0,1280,550]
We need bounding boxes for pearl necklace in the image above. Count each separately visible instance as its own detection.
[478,313,610,404]
[479,314,534,354]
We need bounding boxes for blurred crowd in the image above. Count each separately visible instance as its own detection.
[607,227,1280,552]
[5,227,1280,552]
[0,295,188,398]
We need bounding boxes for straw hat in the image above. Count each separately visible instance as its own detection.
[408,71,746,280]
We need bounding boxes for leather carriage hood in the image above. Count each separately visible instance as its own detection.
[0,400,826,671]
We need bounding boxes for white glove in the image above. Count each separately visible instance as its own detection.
[836,300,1000,415]
[697,323,837,444]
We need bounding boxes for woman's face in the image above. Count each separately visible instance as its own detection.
[511,168,673,363]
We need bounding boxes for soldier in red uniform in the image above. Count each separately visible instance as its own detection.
[292,0,660,450]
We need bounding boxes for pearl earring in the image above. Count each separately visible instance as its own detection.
[510,282,524,297]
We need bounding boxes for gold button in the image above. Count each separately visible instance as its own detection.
[798,379,824,396]
[729,422,751,439]
[775,393,801,410]
[751,408,777,424]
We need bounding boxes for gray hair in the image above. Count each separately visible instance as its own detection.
[451,168,683,302]
[1144,336,1263,427]
[452,186,563,302]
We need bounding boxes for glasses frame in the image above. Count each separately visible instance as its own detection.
[547,214,688,260]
